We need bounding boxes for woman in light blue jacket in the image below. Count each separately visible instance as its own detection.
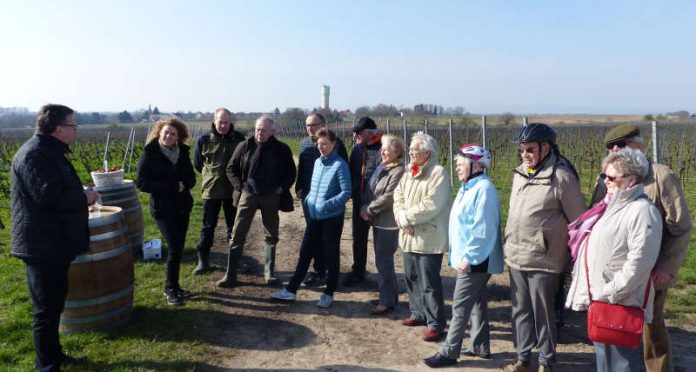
[271,128,351,308]
[424,144,504,368]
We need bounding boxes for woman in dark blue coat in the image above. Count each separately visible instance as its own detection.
[136,118,196,305]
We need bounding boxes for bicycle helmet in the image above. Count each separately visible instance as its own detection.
[458,144,491,168]
[516,123,557,144]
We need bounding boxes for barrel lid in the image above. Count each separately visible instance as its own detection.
[93,179,135,192]
[88,206,124,228]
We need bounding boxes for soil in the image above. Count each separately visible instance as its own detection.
[196,200,696,372]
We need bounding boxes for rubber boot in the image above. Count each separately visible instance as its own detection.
[192,251,210,275]
[264,244,279,285]
[216,249,241,288]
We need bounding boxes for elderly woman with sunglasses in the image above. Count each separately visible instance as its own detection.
[567,148,662,372]
[393,132,451,342]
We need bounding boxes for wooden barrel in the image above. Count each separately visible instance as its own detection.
[94,180,145,256]
[59,206,134,334]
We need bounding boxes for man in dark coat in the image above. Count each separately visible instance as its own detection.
[11,104,99,371]
[192,108,245,275]
[295,113,348,286]
[343,116,382,286]
[217,115,296,287]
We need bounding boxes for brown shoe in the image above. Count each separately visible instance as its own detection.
[538,363,552,372]
[422,328,444,342]
[370,305,394,315]
[401,317,427,327]
[501,359,530,372]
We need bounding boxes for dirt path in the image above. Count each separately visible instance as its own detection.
[195,201,696,371]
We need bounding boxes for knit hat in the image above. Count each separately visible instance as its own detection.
[604,125,640,145]
[352,117,377,133]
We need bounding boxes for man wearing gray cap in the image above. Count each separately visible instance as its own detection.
[343,116,382,286]
[590,124,692,372]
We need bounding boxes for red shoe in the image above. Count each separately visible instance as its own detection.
[422,328,444,342]
[401,317,427,327]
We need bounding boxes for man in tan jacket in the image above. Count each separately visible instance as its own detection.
[590,124,692,372]
[503,124,586,372]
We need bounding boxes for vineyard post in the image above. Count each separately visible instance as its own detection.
[402,118,408,146]
[481,115,488,149]
[103,132,110,170]
[424,118,429,135]
[386,118,390,134]
[448,117,454,187]
[122,127,134,170]
[523,117,528,127]
[127,128,136,173]
[652,120,660,163]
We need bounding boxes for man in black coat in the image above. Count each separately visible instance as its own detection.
[343,116,382,286]
[11,104,99,371]
[217,115,296,287]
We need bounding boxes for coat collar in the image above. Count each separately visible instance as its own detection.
[513,152,557,180]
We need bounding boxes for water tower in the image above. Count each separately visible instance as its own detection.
[321,85,330,110]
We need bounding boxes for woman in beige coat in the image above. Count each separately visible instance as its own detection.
[393,132,451,342]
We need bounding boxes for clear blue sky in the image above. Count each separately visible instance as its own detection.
[1,0,694,114]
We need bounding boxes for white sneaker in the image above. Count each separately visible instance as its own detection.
[270,288,296,301]
[317,294,333,308]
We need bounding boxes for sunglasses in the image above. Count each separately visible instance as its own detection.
[606,140,627,150]
[602,173,628,182]
[518,146,538,154]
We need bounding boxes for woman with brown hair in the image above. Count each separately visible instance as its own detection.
[136,118,196,305]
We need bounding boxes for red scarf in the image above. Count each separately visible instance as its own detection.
[410,164,419,177]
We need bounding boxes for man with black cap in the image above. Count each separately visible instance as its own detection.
[590,124,692,372]
[343,116,382,286]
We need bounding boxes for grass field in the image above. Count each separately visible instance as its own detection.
[0,135,694,370]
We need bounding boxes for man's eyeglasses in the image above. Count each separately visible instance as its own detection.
[602,173,628,182]
[606,140,627,150]
[518,146,538,155]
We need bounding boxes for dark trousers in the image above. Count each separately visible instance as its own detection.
[196,198,236,254]
[350,202,370,276]
[156,212,190,290]
[287,215,344,296]
[24,260,71,372]
[403,252,446,331]
[301,199,324,275]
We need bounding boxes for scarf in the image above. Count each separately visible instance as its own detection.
[567,196,609,261]
[410,163,419,177]
[159,143,179,165]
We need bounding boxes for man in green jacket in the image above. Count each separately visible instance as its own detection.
[591,124,692,372]
[192,108,245,275]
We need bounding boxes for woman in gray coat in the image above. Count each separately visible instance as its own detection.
[360,134,406,315]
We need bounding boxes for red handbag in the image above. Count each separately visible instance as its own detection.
[584,244,650,349]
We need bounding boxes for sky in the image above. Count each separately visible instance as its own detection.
[1,0,695,114]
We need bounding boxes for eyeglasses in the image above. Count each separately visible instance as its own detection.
[606,140,627,150]
[518,146,538,154]
[61,124,78,130]
[408,148,423,154]
[602,173,628,182]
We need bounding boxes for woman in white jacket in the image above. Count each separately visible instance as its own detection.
[567,148,662,372]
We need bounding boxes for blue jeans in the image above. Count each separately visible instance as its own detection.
[25,260,71,372]
[594,342,641,372]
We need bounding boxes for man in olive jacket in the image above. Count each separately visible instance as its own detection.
[192,108,245,275]
[590,125,692,372]
[217,116,296,287]
[11,104,99,371]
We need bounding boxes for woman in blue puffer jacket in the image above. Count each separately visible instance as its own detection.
[271,128,351,308]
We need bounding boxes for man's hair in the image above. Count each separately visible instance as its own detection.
[146,118,191,145]
[256,115,275,128]
[308,113,326,125]
[214,107,233,120]
[36,104,74,134]
[315,128,336,142]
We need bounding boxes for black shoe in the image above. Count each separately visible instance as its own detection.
[192,252,210,275]
[461,349,491,359]
[303,271,325,286]
[216,274,237,288]
[173,287,193,299]
[342,273,364,287]
[61,353,86,365]
[423,354,457,368]
[164,290,183,305]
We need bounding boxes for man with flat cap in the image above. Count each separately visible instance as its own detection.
[591,124,692,372]
[343,116,383,286]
